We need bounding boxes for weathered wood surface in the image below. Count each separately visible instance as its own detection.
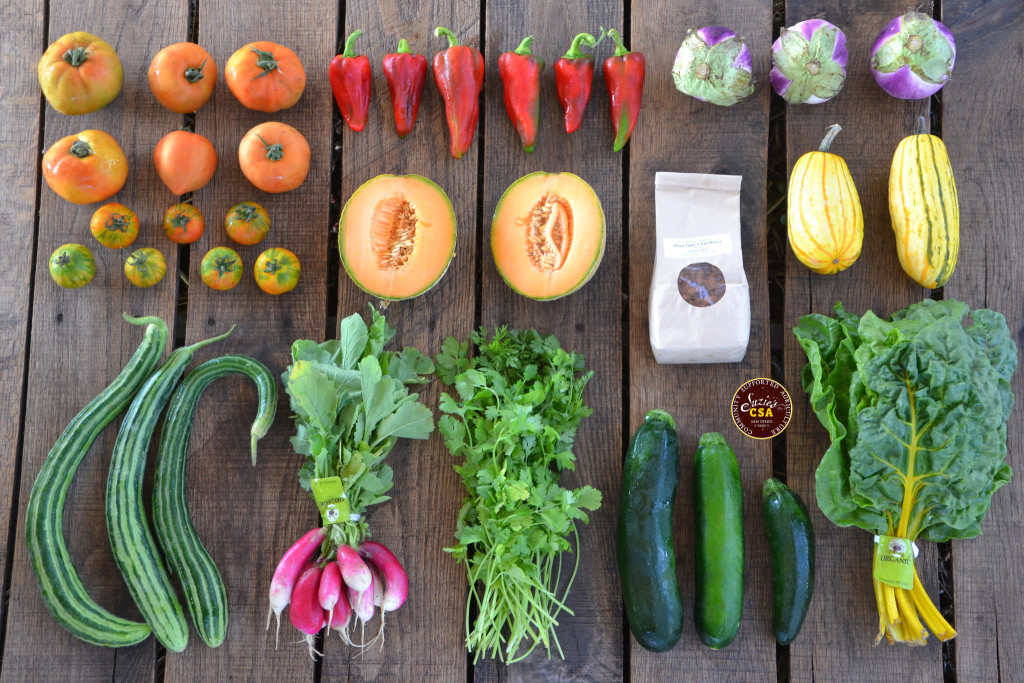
[2,0,1024,681]
[781,2,946,682]
[2,0,186,680]
[628,1,775,681]
[943,2,1024,681]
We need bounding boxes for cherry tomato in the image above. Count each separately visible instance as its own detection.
[224,201,270,245]
[42,129,128,204]
[38,32,122,115]
[254,247,300,295]
[90,203,139,249]
[238,122,309,193]
[124,247,167,288]
[162,203,205,244]
[154,130,217,195]
[225,41,305,112]
[148,42,217,113]
[200,247,243,291]
[49,243,96,288]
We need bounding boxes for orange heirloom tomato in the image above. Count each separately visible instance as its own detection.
[148,42,217,113]
[124,247,167,288]
[239,122,310,193]
[42,130,128,204]
[225,41,305,112]
[254,247,300,295]
[49,243,96,288]
[163,203,205,244]
[38,31,123,115]
[154,130,217,195]
[200,246,244,290]
[224,201,270,245]
[90,203,139,249]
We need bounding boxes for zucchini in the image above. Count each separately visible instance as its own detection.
[25,314,166,647]
[693,432,744,649]
[617,409,683,652]
[762,478,815,645]
[106,327,234,652]
[153,355,277,647]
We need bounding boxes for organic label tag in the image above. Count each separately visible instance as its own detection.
[311,477,350,526]
[873,534,915,590]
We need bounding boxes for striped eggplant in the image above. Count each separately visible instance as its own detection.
[889,116,959,288]
[787,124,864,274]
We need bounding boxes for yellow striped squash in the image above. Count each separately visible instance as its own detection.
[889,117,959,289]
[787,124,864,274]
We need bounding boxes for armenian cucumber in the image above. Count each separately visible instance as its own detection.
[106,327,234,652]
[693,432,744,649]
[25,314,166,647]
[617,409,683,652]
[153,355,276,648]
[763,478,815,645]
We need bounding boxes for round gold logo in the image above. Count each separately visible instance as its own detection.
[731,378,792,439]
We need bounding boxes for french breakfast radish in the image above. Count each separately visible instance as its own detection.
[336,544,371,593]
[347,577,378,648]
[289,563,326,658]
[366,561,384,608]
[332,580,353,644]
[318,561,342,630]
[359,541,408,611]
[267,526,326,644]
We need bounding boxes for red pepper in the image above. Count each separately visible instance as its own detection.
[329,30,372,132]
[432,26,484,160]
[555,32,601,134]
[498,36,545,153]
[603,29,645,152]
[382,39,428,138]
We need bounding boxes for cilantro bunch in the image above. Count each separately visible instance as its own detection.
[284,307,435,550]
[436,327,603,664]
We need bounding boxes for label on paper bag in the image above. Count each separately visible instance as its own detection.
[662,234,733,260]
[311,477,349,526]
[873,535,916,590]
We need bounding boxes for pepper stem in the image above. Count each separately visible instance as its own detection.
[256,134,284,161]
[69,140,93,158]
[607,28,630,57]
[63,46,89,67]
[341,29,364,58]
[434,26,460,48]
[184,58,207,83]
[818,123,842,153]
[513,35,535,56]
[917,115,928,135]
[563,32,598,59]
[396,38,411,54]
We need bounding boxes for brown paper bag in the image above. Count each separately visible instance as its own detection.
[649,172,750,364]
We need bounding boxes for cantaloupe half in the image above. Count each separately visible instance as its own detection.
[491,172,605,300]
[339,174,456,300]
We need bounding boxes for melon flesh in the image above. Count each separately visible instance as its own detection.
[491,172,605,300]
[339,174,456,300]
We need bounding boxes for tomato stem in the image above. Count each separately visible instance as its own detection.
[105,213,132,233]
[184,58,207,83]
[69,140,93,158]
[234,203,258,222]
[255,134,284,161]
[263,258,283,274]
[63,46,89,67]
[250,48,279,78]
[56,251,71,267]
[212,255,238,276]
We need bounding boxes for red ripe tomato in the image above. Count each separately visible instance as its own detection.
[148,42,217,113]
[154,130,217,195]
[162,203,205,244]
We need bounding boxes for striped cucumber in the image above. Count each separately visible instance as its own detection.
[25,314,166,647]
[106,326,234,652]
[153,355,277,647]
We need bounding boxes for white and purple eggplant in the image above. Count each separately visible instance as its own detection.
[672,26,756,106]
[770,19,848,104]
[871,11,955,99]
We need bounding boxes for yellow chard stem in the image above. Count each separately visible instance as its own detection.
[895,588,927,644]
[884,584,901,627]
[911,565,957,641]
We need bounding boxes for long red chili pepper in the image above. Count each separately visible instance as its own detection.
[555,32,601,134]
[432,26,485,160]
[382,39,428,138]
[603,29,645,152]
[329,30,372,132]
[498,35,545,153]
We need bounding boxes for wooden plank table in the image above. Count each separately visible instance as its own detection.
[1,0,1021,680]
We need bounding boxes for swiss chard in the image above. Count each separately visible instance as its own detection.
[795,299,1017,645]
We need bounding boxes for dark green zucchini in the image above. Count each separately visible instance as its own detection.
[25,314,166,647]
[153,355,276,648]
[106,326,234,652]
[762,478,815,645]
[617,409,683,652]
[693,432,744,649]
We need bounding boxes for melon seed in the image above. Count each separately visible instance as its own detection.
[371,196,419,270]
[525,193,573,272]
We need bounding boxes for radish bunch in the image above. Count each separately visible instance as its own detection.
[268,527,408,657]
